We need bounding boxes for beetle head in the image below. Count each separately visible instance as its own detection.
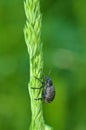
[45,76,53,86]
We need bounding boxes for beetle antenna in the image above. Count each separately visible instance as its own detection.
[48,69,52,76]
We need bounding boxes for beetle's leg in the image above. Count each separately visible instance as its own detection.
[34,76,44,84]
[32,85,43,100]
[31,86,43,89]
[34,97,42,100]
[31,75,44,89]
[31,85,43,101]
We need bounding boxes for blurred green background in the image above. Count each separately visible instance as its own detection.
[0,0,86,130]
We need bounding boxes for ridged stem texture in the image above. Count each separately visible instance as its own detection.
[24,0,53,130]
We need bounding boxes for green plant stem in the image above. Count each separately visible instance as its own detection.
[24,0,53,130]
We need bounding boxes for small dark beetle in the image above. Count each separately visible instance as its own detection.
[32,76,55,103]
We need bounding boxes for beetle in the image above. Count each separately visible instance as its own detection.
[31,76,55,103]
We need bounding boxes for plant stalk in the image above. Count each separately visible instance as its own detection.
[24,0,53,129]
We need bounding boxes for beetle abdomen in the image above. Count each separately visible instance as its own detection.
[42,86,55,103]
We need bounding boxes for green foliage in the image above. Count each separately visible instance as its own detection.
[0,0,86,130]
